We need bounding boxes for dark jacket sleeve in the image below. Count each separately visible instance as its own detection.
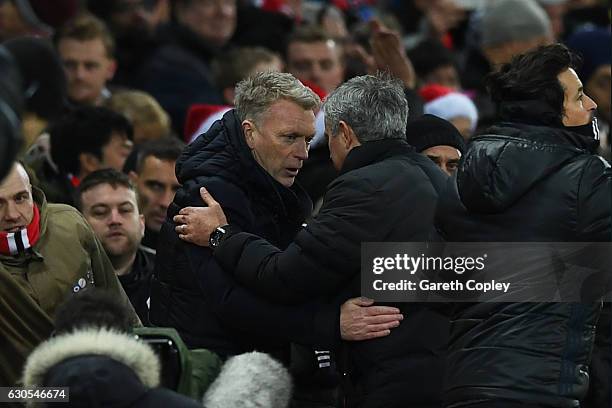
[214,176,378,304]
[180,178,339,348]
[215,172,438,304]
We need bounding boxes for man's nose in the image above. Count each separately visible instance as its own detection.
[4,202,20,221]
[161,190,175,209]
[585,94,598,111]
[108,208,123,225]
[74,64,87,80]
[295,140,309,161]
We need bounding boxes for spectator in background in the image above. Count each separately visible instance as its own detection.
[140,0,237,134]
[537,0,568,40]
[107,90,172,145]
[53,288,134,334]
[55,13,117,107]
[22,326,203,407]
[86,0,170,87]
[421,84,479,140]
[127,137,183,250]
[187,46,283,142]
[408,38,461,90]
[317,4,349,42]
[0,162,139,386]
[286,25,345,95]
[462,0,553,130]
[407,114,466,176]
[566,27,611,160]
[3,37,68,150]
[29,106,133,206]
[0,0,79,40]
[76,169,155,325]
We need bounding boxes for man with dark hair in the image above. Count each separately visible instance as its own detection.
[86,0,168,87]
[286,25,345,94]
[139,0,236,133]
[54,288,134,334]
[408,39,461,90]
[0,162,139,386]
[127,137,184,249]
[76,169,154,324]
[55,13,117,106]
[30,105,133,206]
[436,43,610,408]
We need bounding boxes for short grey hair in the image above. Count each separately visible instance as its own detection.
[234,71,321,125]
[323,73,408,142]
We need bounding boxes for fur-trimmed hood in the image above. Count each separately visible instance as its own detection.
[22,327,160,407]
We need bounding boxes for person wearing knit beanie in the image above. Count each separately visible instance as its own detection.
[480,0,553,67]
[406,114,466,176]
[422,86,479,140]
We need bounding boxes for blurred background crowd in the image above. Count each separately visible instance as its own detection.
[0,0,610,406]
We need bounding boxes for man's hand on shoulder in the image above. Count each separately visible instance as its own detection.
[173,187,228,246]
[340,297,403,341]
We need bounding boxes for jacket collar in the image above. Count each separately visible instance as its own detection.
[177,109,313,221]
[339,138,414,176]
[488,121,600,153]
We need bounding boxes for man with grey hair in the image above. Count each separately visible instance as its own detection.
[174,74,448,407]
[151,71,403,405]
[462,0,553,129]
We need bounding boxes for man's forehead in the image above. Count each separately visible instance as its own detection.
[140,156,177,176]
[288,40,338,57]
[261,101,316,133]
[0,165,30,198]
[559,68,582,92]
[81,184,137,207]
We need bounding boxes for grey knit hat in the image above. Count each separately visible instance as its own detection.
[481,0,551,47]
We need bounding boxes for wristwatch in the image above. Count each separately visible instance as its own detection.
[209,224,231,250]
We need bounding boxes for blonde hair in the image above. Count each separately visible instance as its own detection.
[107,90,171,144]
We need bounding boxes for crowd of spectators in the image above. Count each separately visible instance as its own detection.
[0,0,610,407]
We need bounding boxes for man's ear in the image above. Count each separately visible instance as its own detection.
[78,153,100,177]
[138,214,145,238]
[106,58,117,81]
[338,121,359,149]
[242,120,255,149]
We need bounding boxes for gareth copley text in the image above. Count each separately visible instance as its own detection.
[372,279,511,293]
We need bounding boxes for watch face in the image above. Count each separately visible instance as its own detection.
[209,226,226,248]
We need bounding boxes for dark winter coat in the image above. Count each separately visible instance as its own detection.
[119,245,156,326]
[138,23,223,133]
[213,138,450,407]
[150,109,339,358]
[435,121,611,408]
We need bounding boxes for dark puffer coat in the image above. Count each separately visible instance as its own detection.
[436,121,611,408]
[150,110,339,358]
